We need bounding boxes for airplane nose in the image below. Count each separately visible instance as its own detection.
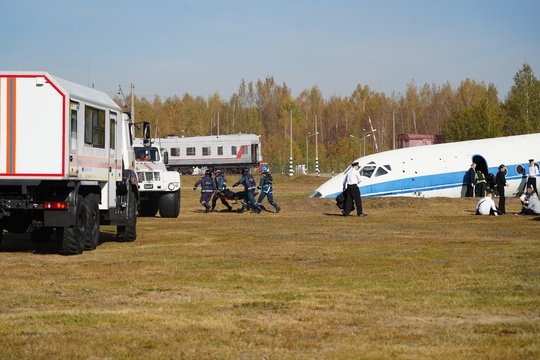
[310,191,322,198]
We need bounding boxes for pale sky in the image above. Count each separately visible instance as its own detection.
[2,0,539,100]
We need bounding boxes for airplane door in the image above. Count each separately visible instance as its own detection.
[108,112,118,208]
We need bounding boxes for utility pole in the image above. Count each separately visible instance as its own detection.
[130,83,135,123]
[392,111,396,150]
[315,115,319,176]
[217,112,220,136]
[368,117,379,152]
[289,109,293,177]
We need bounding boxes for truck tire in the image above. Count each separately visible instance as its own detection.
[59,194,86,255]
[158,190,180,218]
[117,189,137,242]
[84,194,100,251]
[138,199,159,217]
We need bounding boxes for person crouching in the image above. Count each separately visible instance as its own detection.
[475,190,500,216]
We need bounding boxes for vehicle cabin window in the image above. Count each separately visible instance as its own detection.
[70,102,78,153]
[231,146,237,155]
[135,147,159,162]
[84,106,105,148]
[171,148,180,156]
[186,147,196,156]
[383,164,392,171]
[516,164,524,175]
[241,145,249,154]
[110,117,116,150]
[375,167,388,177]
[202,147,211,156]
[360,164,376,178]
[217,146,223,156]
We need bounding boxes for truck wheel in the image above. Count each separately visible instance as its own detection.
[158,189,180,218]
[59,195,86,255]
[84,194,100,251]
[117,189,137,242]
[138,199,159,217]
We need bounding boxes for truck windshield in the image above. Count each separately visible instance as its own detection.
[135,147,160,162]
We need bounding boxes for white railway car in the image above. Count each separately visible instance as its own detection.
[157,134,261,173]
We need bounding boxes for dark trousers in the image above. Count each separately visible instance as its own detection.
[476,183,487,198]
[527,177,538,195]
[466,184,474,197]
[497,186,506,214]
[344,184,362,216]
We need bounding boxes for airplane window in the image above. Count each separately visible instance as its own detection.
[360,165,376,178]
[516,165,524,175]
[375,167,388,177]
[383,164,392,171]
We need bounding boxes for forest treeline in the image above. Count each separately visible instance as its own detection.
[118,64,540,173]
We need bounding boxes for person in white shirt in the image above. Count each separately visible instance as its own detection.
[520,184,540,215]
[475,190,499,216]
[342,161,366,217]
[527,159,538,195]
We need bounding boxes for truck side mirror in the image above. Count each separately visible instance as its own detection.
[143,121,151,147]
[162,150,169,165]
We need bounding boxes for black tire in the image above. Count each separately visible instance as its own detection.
[138,199,159,217]
[118,189,137,242]
[59,195,86,255]
[158,190,180,218]
[84,194,100,251]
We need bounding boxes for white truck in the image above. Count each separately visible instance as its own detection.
[134,137,181,218]
[0,71,139,255]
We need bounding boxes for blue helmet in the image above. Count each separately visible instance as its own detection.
[242,167,249,175]
[261,165,269,172]
[205,169,212,176]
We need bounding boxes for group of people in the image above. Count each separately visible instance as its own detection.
[473,159,539,216]
[193,166,281,214]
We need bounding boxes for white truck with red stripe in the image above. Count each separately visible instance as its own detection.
[0,71,139,254]
[134,138,181,218]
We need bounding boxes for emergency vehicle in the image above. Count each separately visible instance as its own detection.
[0,72,139,254]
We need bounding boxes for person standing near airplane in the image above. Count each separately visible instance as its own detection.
[466,162,477,197]
[342,161,366,217]
[527,159,538,195]
[496,164,509,214]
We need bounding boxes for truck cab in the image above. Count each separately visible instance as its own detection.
[134,138,181,218]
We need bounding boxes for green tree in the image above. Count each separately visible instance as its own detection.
[504,63,540,134]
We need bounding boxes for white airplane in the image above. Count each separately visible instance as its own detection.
[311,133,540,199]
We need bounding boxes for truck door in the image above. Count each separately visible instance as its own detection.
[108,112,119,208]
[69,102,79,177]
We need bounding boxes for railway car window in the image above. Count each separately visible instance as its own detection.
[84,106,105,148]
[202,147,211,156]
[375,167,388,177]
[171,148,180,156]
[231,146,237,155]
[241,145,248,154]
[217,146,223,156]
[186,147,196,156]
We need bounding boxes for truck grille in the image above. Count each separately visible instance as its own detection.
[137,172,161,183]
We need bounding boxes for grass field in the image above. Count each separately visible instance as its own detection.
[0,175,538,359]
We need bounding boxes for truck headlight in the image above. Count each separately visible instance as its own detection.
[168,183,178,191]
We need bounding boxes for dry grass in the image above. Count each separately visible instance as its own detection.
[0,174,538,359]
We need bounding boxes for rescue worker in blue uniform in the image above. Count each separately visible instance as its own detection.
[232,167,262,213]
[257,165,281,213]
[211,169,233,212]
[193,169,216,212]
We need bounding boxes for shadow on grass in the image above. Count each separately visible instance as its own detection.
[0,230,126,255]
